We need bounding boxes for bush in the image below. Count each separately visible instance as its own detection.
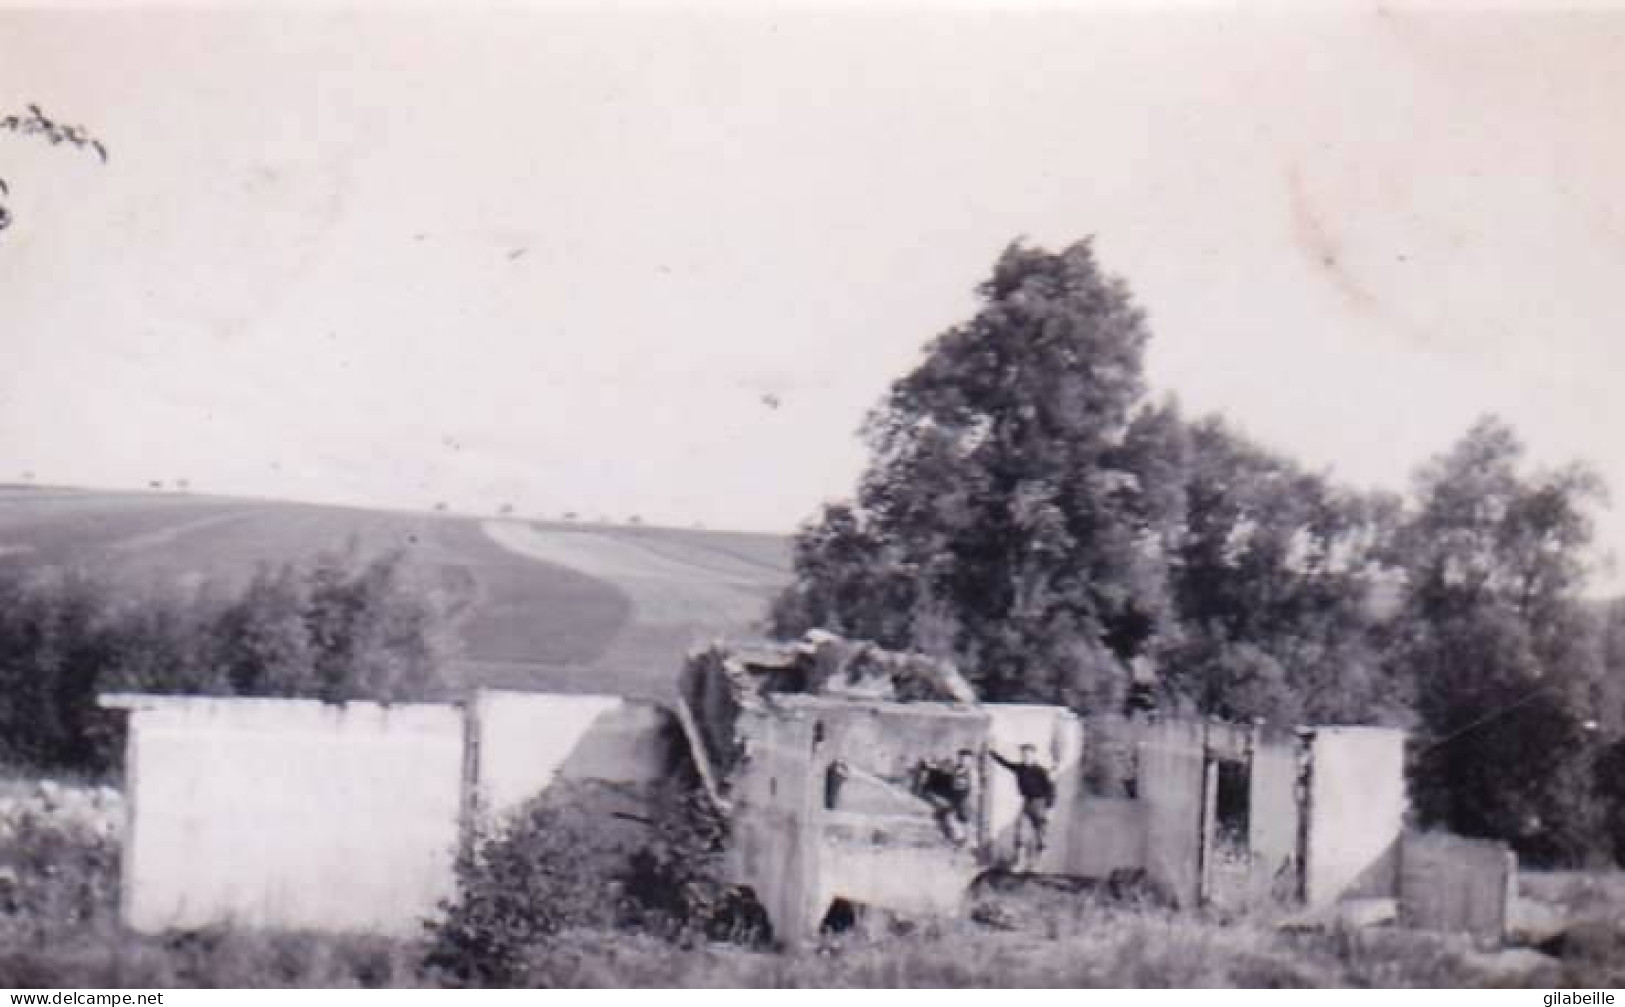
[423,782,766,986]
[219,546,450,705]
[422,792,615,986]
[613,789,769,947]
[0,570,121,769]
[0,545,454,774]
[0,781,121,944]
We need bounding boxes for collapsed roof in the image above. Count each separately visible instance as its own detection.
[677,630,978,794]
[725,629,976,704]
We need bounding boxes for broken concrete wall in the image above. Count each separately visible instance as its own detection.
[1077,713,1140,799]
[1064,797,1147,878]
[1247,728,1304,905]
[808,696,987,803]
[113,696,464,936]
[1137,718,1207,907]
[470,690,678,825]
[724,695,990,943]
[815,814,977,922]
[805,698,986,923]
[727,704,819,946]
[678,643,755,781]
[1399,832,1515,942]
[678,634,979,792]
[801,631,977,704]
[1304,726,1406,909]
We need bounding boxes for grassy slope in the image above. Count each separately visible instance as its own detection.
[0,488,792,699]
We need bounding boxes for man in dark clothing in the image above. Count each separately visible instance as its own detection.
[918,748,977,845]
[991,743,1055,864]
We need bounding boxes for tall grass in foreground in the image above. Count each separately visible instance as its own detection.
[11,879,1623,988]
[2,908,1598,989]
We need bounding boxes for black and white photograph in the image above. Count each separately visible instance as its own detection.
[2,0,1624,989]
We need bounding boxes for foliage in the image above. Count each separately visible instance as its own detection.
[205,546,449,704]
[772,237,1625,860]
[1395,418,1608,864]
[0,570,123,769]
[296,547,448,703]
[774,240,1183,710]
[773,239,1401,725]
[1161,417,1402,725]
[423,782,764,987]
[0,783,121,945]
[423,793,612,986]
[0,545,453,773]
[1594,739,1625,866]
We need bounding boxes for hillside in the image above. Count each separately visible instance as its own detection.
[0,487,793,699]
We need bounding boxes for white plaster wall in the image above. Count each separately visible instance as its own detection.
[1305,726,1407,908]
[1248,733,1302,872]
[1137,718,1206,907]
[122,697,465,936]
[472,691,621,824]
[727,706,818,944]
[1399,831,1514,939]
[470,690,676,825]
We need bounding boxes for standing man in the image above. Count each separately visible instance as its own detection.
[990,743,1056,868]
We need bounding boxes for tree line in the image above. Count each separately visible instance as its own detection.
[0,546,453,773]
[770,239,1625,867]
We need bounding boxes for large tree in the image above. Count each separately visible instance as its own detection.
[1397,417,1609,864]
[772,240,1184,709]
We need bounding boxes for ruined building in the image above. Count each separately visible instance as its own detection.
[677,633,1515,944]
[99,632,1516,946]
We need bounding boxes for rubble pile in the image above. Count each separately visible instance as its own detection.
[678,630,978,784]
[799,630,976,704]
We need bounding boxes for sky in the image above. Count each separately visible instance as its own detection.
[3,2,1625,581]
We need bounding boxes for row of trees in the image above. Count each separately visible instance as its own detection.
[0,546,453,772]
[771,239,1621,866]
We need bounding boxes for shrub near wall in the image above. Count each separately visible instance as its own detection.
[0,781,121,944]
[423,783,767,986]
[0,570,124,770]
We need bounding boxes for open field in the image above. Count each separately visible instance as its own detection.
[0,487,792,699]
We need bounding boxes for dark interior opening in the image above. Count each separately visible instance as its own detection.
[820,897,860,933]
[824,759,848,809]
[1214,758,1250,848]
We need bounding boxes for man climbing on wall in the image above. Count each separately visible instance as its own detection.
[990,743,1056,868]
[917,748,977,846]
